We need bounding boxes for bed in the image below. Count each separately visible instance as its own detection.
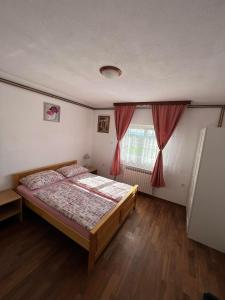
[13,160,138,272]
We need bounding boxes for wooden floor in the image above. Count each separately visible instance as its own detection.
[0,195,225,300]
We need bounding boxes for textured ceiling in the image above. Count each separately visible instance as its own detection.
[0,0,225,107]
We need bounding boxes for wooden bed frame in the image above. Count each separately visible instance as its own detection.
[13,160,138,273]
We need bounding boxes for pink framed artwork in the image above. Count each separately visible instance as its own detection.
[43,102,60,122]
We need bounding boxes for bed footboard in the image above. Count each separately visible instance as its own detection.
[88,185,138,272]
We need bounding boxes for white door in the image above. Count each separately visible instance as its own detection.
[186,128,206,228]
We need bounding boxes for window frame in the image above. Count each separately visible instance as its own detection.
[121,124,158,172]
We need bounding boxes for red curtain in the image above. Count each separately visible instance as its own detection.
[111,106,135,176]
[151,104,186,187]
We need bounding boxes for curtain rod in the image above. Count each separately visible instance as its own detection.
[96,104,225,127]
[113,100,192,106]
[95,104,225,110]
[218,106,225,127]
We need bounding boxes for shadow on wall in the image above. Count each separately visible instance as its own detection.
[0,175,13,190]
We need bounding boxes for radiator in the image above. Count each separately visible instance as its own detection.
[118,165,152,195]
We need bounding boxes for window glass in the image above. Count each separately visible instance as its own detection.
[121,124,158,171]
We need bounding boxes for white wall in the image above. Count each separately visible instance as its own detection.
[92,108,221,206]
[0,81,223,207]
[0,83,93,190]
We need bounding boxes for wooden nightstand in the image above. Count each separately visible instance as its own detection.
[0,190,23,222]
[87,166,97,175]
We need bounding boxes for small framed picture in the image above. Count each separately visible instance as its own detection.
[43,102,60,122]
[97,115,110,133]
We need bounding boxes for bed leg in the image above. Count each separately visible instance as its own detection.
[133,194,137,210]
[88,252,95,274]
[88,233,97,274]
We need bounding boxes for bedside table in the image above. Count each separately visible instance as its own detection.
[87,166,97,175]
[0,190,23,222]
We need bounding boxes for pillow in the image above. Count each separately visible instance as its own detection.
[56,164,88,178]
[20,170,65,190]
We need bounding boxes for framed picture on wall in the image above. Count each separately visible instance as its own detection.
[97,115,110,133]
[43,102,60,122]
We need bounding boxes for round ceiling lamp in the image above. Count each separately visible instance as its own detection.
[100,66,122,78]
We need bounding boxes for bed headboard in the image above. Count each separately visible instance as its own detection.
[12,160,77,188]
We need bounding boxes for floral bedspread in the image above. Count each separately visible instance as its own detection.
[69,173,132,202]
[34,181,116,230]
[96,182,132,202]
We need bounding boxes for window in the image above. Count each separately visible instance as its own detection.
[121,124,158,171]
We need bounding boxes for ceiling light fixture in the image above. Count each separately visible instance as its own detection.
[100,66,122,78]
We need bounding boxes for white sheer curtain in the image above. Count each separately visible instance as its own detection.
[121,124,158,171]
